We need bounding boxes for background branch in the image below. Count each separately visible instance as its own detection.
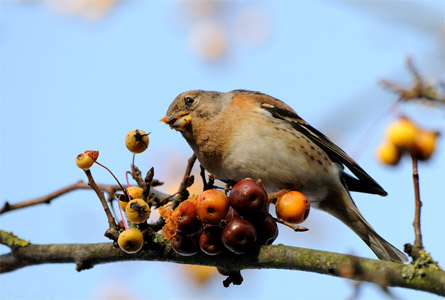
[0,181,169,215]
[1,240,443,296]
[0,181,114,214]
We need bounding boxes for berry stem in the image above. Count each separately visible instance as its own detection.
[117,197,128,231]
[95,161,126,192]
[275,218,309,232]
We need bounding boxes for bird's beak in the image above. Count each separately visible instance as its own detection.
[160,111,192,131]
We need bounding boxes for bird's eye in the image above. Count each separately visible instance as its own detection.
[184,96,195,105]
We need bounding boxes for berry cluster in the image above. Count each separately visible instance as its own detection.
[160,179,310,258]
[117,129,150,253]
[117,184,152,253]
[76,129,151,254]
[76,128,311,284]
[377,117,439,165]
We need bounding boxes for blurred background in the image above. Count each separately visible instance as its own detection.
[1,0,444,299]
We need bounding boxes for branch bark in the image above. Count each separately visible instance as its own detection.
[1,240,443,296]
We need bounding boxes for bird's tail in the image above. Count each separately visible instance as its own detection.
[322,190,408,263]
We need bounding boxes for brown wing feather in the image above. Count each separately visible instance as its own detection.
[261,103,387,196]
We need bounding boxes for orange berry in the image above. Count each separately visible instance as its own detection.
[185,265,216,285]
[196,189,229,224]
[376,141,401,166]
[413,130,439,160]
[275,191,310,224]
[118,228,144,253]
[125,198,150,224]
[125,129,149,153]
[386,118,418,150]
[75,150,99,170]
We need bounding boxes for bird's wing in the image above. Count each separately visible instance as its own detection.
[260,103,388,196]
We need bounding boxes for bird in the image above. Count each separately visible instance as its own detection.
[161,89,408,263]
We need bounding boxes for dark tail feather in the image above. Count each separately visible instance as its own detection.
[353,213,408,263]
[324,191,408,263]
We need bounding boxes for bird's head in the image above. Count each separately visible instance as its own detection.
[161,90,230,131]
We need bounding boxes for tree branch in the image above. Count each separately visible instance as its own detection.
[0,181,112,214]
[1,239,443,296]
[380,57,445,104]
[0,181,169,215]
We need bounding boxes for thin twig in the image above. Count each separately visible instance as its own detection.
[142,167,154,203]
[172,154,197,209]
[207,174,216,190]
[0,181,123,215]
[84,170,119,241]
[1,181,169,215]
[267,189,289,204]
[411,154,423,249]
[380,57,445,104]
[130,164,144,187]
[199,165,208,189]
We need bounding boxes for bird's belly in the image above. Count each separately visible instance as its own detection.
[201,124,341,206]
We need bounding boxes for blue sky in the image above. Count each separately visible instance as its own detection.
[1,1,444,299]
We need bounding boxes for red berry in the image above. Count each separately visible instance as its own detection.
[199,225,224,256]
[229,179,268,219]
[171,233,199,256]
[176,200,201,234]
[221,218,257,254]
[216,267,229,276]
[222,207,239,226]
[253,213,278,245]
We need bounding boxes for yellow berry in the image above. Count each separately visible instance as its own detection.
[125,129,149,153]
[75,150,99,170]
[127,186,143,198]
[119,197,129,211]
[119,186,144,211]
[413,130,439,160]
[376,141,401,166]
[125,198,150,223]
[386,118,418,150]
[118,228,144,253]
